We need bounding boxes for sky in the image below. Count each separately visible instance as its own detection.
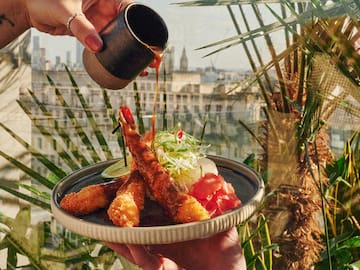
[35,1,279,70]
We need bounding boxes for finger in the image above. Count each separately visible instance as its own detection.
[162,258,185,270]
[117,0,133,12]
[82,0,98,12]
[67,13,103,52]
[104,242,135,263]
[82,0,119,31]
[127,244,164,270]
[148,242,189,263]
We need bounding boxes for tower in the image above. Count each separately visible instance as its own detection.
[32,36,41,69]
[66,50,71,67]
[76,40,83,67]
[161,46,175,74]
[180,47,188,72]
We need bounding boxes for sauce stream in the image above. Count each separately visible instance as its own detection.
[149,47,162,138]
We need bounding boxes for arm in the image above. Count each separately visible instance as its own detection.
[0,0,132,51]
[0,0,30,48]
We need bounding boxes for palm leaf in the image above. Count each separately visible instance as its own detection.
[25,88,90,167]
[16,99,82,171]
[0,122,66,179]
[46,75,101,163]
[226,4,275,107]
[187,0,360,60]
[17,182,51,201]
[65,66,114,160]
[101,87,124,150]
[4,235,46,270]
[177,0,308,5]
[6,241,17,270]
[0,183,50,210]
[240,214,277,269]
[132,81,145,135]
[0,150,54,189]
[1,208,48,270]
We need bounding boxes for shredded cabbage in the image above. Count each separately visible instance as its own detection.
[153,129,210,189]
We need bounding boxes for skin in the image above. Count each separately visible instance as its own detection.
[105,227,246,270]
[0,0,132,51]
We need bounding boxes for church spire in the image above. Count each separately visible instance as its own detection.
[180,47,188,72]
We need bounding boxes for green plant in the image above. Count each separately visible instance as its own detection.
[178,0,360,269]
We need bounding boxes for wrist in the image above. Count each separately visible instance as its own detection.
[17,0,31,30]
[0,0,31,48]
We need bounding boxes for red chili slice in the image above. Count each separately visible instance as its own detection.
[120,107,135,124]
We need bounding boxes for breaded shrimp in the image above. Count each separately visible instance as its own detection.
[118,106,210,223]
[60,176,127,216]
[107,170,146,227]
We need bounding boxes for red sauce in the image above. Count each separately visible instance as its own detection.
[149,48,162,138]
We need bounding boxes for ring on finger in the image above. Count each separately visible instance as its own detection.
[66,13,84,31]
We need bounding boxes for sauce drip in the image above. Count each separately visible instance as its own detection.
[149,48,162,138]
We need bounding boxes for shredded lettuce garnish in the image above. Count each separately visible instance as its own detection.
[153,129,209,180]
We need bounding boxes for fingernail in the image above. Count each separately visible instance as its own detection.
[85,34,103,52]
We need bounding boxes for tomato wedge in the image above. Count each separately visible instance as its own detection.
[189,173,242,217]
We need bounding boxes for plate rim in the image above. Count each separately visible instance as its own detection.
[51,155,265,244]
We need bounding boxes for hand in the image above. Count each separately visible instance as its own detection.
[105,227,246,270]
[24,0,132,52]
[105,243,184,270]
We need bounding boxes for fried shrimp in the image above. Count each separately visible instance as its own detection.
[107,170,146,227]
[118,107,210,223]
[60,176,127,216]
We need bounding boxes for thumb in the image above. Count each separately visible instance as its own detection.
[68,14,103,53]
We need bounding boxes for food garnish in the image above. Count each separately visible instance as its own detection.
[153,129,215,191]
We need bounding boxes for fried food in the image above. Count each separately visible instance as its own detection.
[60,176,127,216]
[107,170,146,227]
[118,107,210,223]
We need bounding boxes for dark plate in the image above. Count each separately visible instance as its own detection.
[51,155,264,244]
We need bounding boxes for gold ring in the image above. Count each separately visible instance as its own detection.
[66,13,83,31]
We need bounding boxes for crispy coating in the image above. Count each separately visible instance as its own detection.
[119,107,210,223]
[60,176,126,216]
[107,170,145,227]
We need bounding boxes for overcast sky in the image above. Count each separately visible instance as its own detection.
[34,1,281,70]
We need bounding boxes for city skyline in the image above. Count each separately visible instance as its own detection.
[34,1,264,71]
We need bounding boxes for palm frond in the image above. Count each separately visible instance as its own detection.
[132,81,145,135]
[24,88,90,167]
[176,0,306,6]
[16,99,82,171]
[0,183,50,210]
[191,0,360,61]
[46,75,102,163]
[65,66,114,160]
[0,122,66,179]
[101,87,124,150]
[0,150,54,189]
